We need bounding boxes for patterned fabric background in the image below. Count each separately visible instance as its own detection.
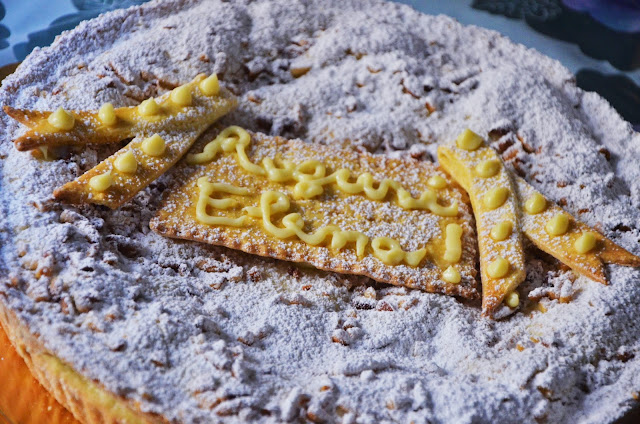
[0,0,639,130]
[472,0,640,130]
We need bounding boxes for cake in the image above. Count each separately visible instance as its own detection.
[1,0,640,423]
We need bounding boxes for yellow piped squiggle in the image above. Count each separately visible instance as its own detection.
[196,177,249,226]
[443,223,463,263]
[246,191,425,265]
[197,181,425,265]
[188,126,266,176]
[187,126,458,217]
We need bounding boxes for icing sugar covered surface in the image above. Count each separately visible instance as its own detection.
[1,0,639,422]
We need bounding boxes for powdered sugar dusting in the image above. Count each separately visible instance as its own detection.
[0,0,639,423]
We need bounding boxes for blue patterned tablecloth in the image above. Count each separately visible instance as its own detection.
[1,0,639,129]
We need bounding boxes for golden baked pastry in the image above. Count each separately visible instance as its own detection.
[2,1,640,423]
[151,126,479,298]
[0,304,159,424]
[4,74,236,208]
[0,320,79,424]
[438,130,526,315]
[439,130,640,315]
[513,176,640,283]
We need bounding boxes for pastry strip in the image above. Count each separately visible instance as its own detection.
[4,74,234,151]
[438,130,526,315]
[151,127,480,298]
[25,75,235,209]
[53,129,215,208]
[514,177,640,283]
[440,129,640,299]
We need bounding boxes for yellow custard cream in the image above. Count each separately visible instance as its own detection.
[442,265,461,284]
[188,126,458,217]
[443,223,463,263]
[196,179,428,267]
[196,178,249,226]
[98,103,117,126]
[48,107,75,131]
[138,98,161,116]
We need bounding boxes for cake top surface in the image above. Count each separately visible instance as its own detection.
[1,0,639,423]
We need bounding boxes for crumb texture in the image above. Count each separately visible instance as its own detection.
[0,0,639,423]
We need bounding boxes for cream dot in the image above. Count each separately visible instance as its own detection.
[199,74,220,96]
[545,213,570,236]
[456,129,483,151]
[141,134,166,156]
[47,107,75,131]
[490,221,513,241]
[505,291,520,308]
[524,193,546,215]
[475,159,500,178]
[170,84,192,106]
[98,103,117,126]
[427,175,447,189]
[442,266,461,284]
[483,187,509,210]
[114,151,138,174]
[89,172,113,192]
[138,98,160,116]
[574,232,597,254]
[487,256,510,279]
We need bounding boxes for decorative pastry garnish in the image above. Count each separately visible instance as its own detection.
[151,127,479,298]
[8,88,637,319]
[438,132,526,315]
[4,74,237,208]
[439,129,640,315]
[513,176,640,284]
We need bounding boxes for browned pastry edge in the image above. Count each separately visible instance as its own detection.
[150,218,480,300]
[0,296,164,424]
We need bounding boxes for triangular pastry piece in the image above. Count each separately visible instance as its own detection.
[513,176,640,283]
[437,130,526,315]
[5,74,237,209]
[151,126,480,298]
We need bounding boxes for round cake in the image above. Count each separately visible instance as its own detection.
[1,0,640,423]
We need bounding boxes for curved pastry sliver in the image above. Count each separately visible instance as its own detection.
[514,177,640,284]
[438,132,526,316]
[5,74,237,209]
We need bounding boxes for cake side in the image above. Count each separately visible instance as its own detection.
[0,298,163,424]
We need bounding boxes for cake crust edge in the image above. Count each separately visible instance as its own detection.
[0,299,164,424]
